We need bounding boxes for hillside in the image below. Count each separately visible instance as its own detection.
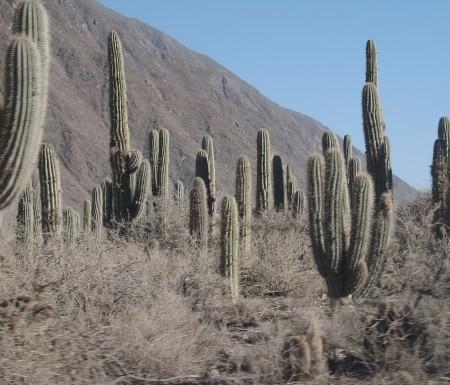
[0,0,416,211]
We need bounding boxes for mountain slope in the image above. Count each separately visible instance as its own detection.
[0,0,416,211]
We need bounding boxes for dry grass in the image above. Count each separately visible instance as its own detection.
[0,195,448,384]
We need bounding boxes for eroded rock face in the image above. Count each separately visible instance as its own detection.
[0,0,416,215]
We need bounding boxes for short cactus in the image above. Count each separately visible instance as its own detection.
[91,186,103,241]
[292,190,305,218]
[189,177,208,249]
[63,208,80,244]
[39,143,62,241]
[235,156,252,254]
[220,196,240,298]
[256,129,272,213]
[174,180,184,212]
[286,164,296,210]
[83,199,91,234]
[17,182,34,243]
[273,155,285,211]
[101,178,113,227]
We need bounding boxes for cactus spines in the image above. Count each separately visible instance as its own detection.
[202,135,216,216]
[322,131,338,153]
[83,199,91,234]
[195,149,212,215]
[63,208,80,244]
[286,164,296,209]
[273,155,285,211]
[157,128,170,199]
[347,157,361,193]
[91,186,103,240]
[365,39,378,87]
[236,156,252,254]
[39,144,62,241]
[189,177,208,249]
[174,180,184,211]
[220,196,240,298]
[101,178,112,227]
[13,0,50,129]
[108,31,129,155]
[130,159,151,222]
[292,190,305,218]
[17,182,34,243]
[149,129,159,195]
[256,129,272,213]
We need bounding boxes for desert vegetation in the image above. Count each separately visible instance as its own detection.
[0,1,448,384]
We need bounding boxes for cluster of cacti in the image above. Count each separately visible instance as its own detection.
[282,320,326,381]
[431,116,450,234]
[0,0,49,211]
[220,196,240,298]
[307,40,395,299]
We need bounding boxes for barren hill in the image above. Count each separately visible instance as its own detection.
[0,0,416,211]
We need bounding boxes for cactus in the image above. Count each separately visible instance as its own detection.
[195,149,212,214]
[91,186,103,241]
[39,143,62,241]
[343,135,352,168]
[83,199,91,234]
[235,156,252,254]
[347,157,361,194]
[322,131,338,153]
[31,171,42,242]
[157,128,170,199]
[17,182,34,243]
[365,40,378,87]
[273,155,285,211]
[189,177,208,249]
[101,178,113,227]
[220,196,240,298]
[307,132,394,298]
[292,191,305,218]
[256,129,272,213]
[201,135,216,216]
[108,32,152,226]
[174,180,184,211]
[286,164,296,210]
[149,129,159,195]
[63,208,80,244]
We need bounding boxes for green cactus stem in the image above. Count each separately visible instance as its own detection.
[220,196,240,298]
[322,131,338,153]
[189,177,208,249]
[256,129,272,213]
[157,128,169,199]
[101,178,113,227]
[202,135,216,216]
[130,159,151,222]
[17,182,34,243]
[149,129,159,195]
[91,186,103,241]
[174,180,184,212]
[39,143,62,241]
[235,156,252,254]
[273,155,285,211]
[365,39,378,87]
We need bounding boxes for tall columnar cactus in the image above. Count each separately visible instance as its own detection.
[157,128,170,199]
[91,186,103,241]
[174,180,184,212]
[202,135,216,216]
[130,159,151,222]
[431,117,450,231]
[273,155,285,211]
[101,178,113,227]
[108,31,151,225]
[343,135,352,168]
[362,84,392,197]
[322,131,338,153]
[189,177,208,249]
[286,164,296,210]
[83,199,91,234]
[195,149,212,214]
[256,129,272,213]
[365,40,378,87]
[39,143,62,241]
[149,129,159,195]
[63,208,80,245]
[235,156,252,254]
[220,196,240,298]
[17,182,34,243]
[348,157,361,194]
[292,190,305,218]
[307,134,394,298]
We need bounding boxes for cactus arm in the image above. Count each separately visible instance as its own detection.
[365,40,378,87]
[322,131,338,153]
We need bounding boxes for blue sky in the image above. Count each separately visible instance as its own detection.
[98,0,450,190]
